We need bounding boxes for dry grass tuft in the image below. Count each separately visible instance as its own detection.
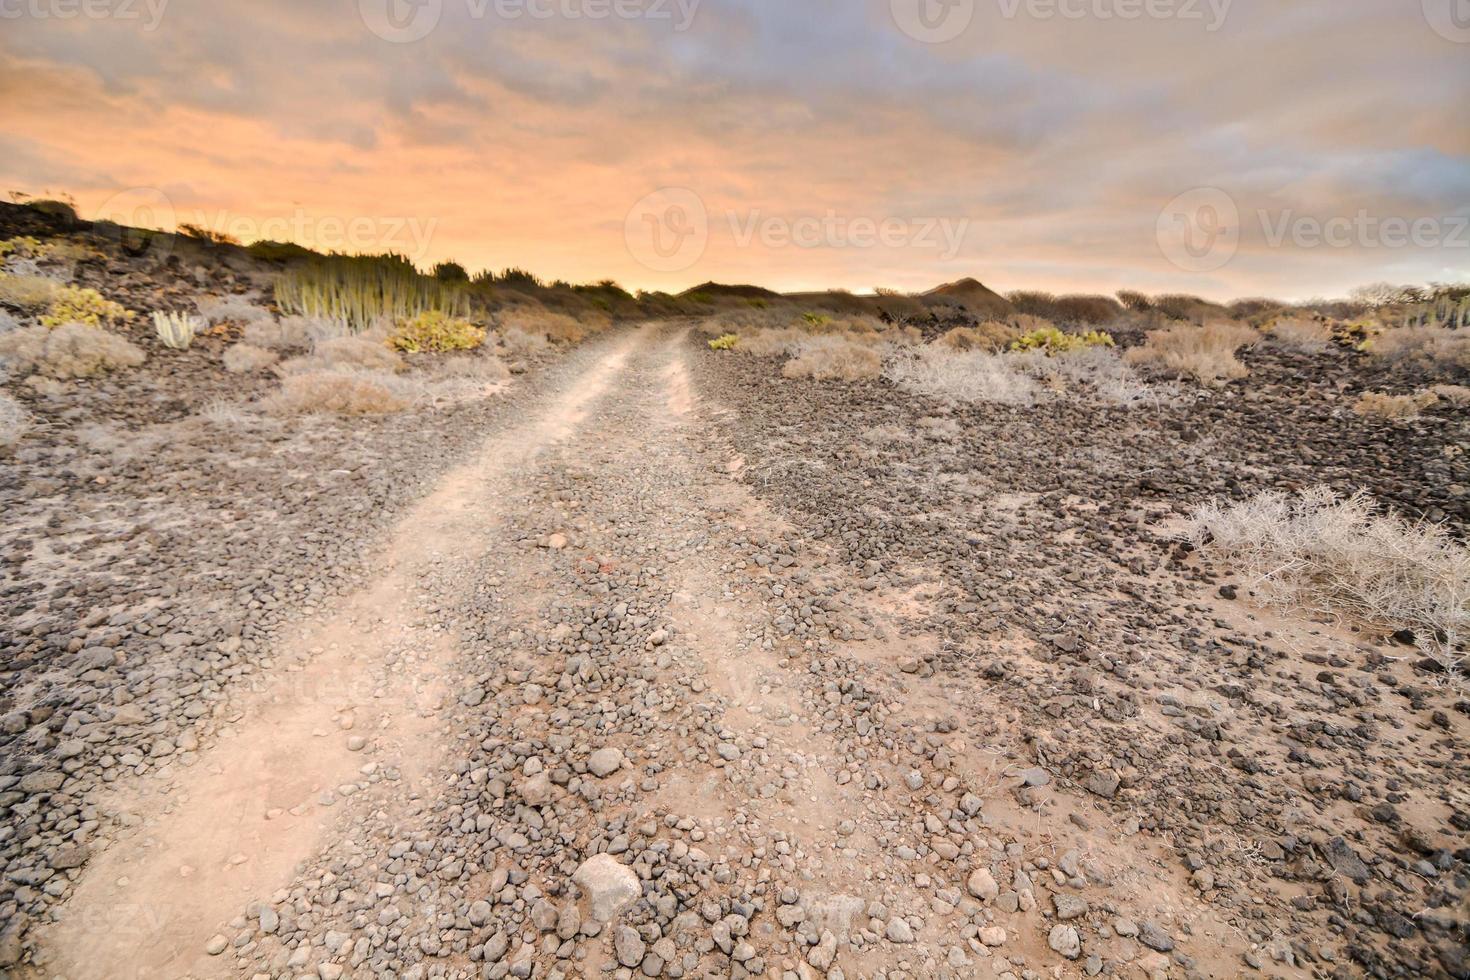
[223,343,281,374]
[1429,384,1470,407]
[1371,326,1470,380]
[0,323,146,379]
[279,337,403,375]
[0,391,30,452]
[243,315,349,350]
[781,336,883,381]
[1267,315,1333,352]
[936,322,1020,352]
[1353,390,1439,420]
[1125,320,1258,385]
[1188,487,1468,669]
[266,370,412,415]
[197,295,273,326]
[499,309,607,346]
[886,348,1040,405]
[0,272,61,310]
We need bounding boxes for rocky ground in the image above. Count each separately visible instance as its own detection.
[1,271,1467,980]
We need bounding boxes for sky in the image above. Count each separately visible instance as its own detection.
[1,0,1467,301]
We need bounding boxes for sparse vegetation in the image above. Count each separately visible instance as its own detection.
[936,322,1019,352]
[886,348,1039,405]
[280,336,403,375]
[389,310,487,353]
[498,309,602,346]
[1125,321,1258,385]
[1189,487,1468,668]
[780,336,883,382]
[40,285,132,329]
[0,391,30,452]
[1009,325,1114,355]
[1266,314,1333,352]
[1353,390,1439,420]
[0,323,145,379]
[267,370,413,415]
[197,295,273,326]
[1369,325,1470,380]
[222,343,280,374]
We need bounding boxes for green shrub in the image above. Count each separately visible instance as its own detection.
[708,334,739,351]
[1010,326,1114,355]
[41,286,133,328]
[389,310,486,353]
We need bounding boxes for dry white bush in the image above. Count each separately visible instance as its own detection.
[886,348,1040,405]
[243,315,350,350]
[1188,487,1468,669]
[266,370,416,415]
[0,323,146,379]
[279,337,403,375]
[781,335,883,381]
[196,295,272,326]
[738,328,806,357]
[0,391,30,452]
[1267,315,1332,352]
[1372,325,1470,380]
[1430,384,1470,407]
[222,343,280,374]
[198,398,256,426]
[500,327,549,357]
[1019,347,1174,407]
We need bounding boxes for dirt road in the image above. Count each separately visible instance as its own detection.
[28,325,1304,979]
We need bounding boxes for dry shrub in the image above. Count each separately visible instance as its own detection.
[1188,487,1468,668]
[500,309,606,346]
[1353,391,1439,420]
[937,322,1018,352]
[1267,315,1332,352]
[0,272,60,310]
[1020,346,1171,407]
[0,391,29,452]
[243,315,349,350]
[280,337,403,375]
[886,348,1040,406]
[0,323,145,379]
[1371,326,1470,380]
[500,327,549,357]
[223,343,280,374]
[197,295,272,326]
[1125,321,1258,385]
[781,336,883,381]
[738,328,807,357]
[267,370,412,415]
[434,355,511,384]
[1429,384,1470,407]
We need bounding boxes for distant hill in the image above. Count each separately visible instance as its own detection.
[679,281,782,300]
[920,278,1014,316]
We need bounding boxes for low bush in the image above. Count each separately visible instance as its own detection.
[197,295,273,326]
[500,327,549,356]
[886,348,1040,405]
[781,336,883,381]
[936,322,1018,352]
[280,336,403,375]
[0,323,146,379]
[0,272,61,310]
[1125,321,1258,385]
[1020,346,1170,407]
[1266,315,1333,352]
[389,310,486,353]
[1429,383,1470,407]
[0,392,29,452]
[40,285,132,328]
[222,343,280,374]
[737,328,806,357]
[266,370,413,415]
[243,315,350,349]
[1188,487,1468,668]
[708,334,739,351]
[1010,325,1114,355]
[1370,326,1470,380]
[1353,391,1439,420]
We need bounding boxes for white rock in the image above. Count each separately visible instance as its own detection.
[572,853,640,923]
